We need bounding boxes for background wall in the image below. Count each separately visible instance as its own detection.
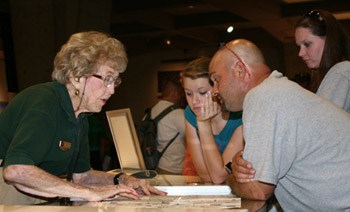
[284,42,309,79]
[0,0,310,125]
[8,0,112,90]
[0,51,7,111]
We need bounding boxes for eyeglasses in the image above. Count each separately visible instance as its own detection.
[220,43,248,71]
[92,74,122,88]
[304,10,323,22]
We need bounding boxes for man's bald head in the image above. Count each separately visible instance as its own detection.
[209,39,271,112]
[226,39,265,67]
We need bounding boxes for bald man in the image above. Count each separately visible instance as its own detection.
[209,39,350,211]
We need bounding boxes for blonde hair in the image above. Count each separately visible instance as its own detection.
[52,31,128,83]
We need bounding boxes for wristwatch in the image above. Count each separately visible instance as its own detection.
[225,162,232,174]
[114,172,125,185]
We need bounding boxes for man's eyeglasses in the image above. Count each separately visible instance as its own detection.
[220,43,248,71]
[92,74,122,88]
[304,10,323,22]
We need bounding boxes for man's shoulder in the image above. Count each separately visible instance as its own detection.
[244,72,300,111]
[154,103,184,124]
[169,106,184,116]
[152,101,183,113]
[152,100,172,110]
[161,104,184,119]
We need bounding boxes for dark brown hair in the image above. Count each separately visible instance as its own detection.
[295,9,350,92]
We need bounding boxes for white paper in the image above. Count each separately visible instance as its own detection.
[155,185,232,196]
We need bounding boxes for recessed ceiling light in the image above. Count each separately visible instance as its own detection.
[227,26,234,33]
[165,39,171,45]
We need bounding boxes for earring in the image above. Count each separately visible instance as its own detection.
[75,89,80,96]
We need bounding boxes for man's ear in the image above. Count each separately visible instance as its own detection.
[232,61,249,80]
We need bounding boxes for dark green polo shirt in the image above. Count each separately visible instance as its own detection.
[0,81,90,176]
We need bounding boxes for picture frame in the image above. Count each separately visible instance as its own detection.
[106,108,146,170]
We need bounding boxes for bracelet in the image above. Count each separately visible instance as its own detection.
[113,172,125,185]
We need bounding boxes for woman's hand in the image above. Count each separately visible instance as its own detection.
[119,174,167,196]
[197,91,221,122]
[86,184,140,201]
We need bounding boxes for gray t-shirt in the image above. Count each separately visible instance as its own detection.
[150,100,185,174]
[317,61,350,113]
[243,71,350,211]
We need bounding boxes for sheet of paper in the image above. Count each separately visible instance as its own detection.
[155,185,232,195]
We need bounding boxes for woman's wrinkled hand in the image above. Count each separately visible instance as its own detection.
[85,184,140,202]
[120,174,167,196]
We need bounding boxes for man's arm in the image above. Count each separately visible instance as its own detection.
[227,174,275,201]
[228,151,275,200]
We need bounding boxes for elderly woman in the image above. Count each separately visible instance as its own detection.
[0,31,165,205]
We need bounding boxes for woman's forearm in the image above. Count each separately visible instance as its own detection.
[197,120,228,184]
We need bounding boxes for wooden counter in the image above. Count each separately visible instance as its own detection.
[0,171,267,212]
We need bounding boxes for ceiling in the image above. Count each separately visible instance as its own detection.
[109,0,350,55]
[0,0,349,57]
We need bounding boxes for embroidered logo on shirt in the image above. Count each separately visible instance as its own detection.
[59,140,72,151]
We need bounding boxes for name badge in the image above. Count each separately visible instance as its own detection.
[59,140,72,151]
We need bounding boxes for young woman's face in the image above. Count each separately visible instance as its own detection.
[80,64,120,113]
[183,77,212,116]
[295,27,325,69]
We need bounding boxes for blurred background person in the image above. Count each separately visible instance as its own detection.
[145,80,186,174]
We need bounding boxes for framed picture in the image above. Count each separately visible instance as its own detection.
[106,108,146,170]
